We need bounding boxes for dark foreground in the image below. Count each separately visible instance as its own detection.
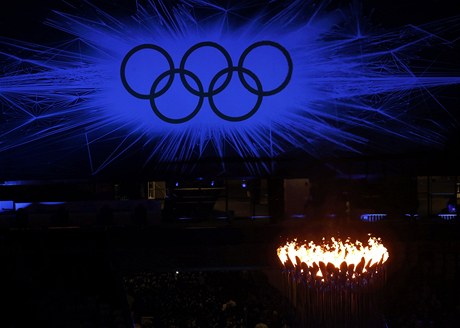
[1,216,459,327]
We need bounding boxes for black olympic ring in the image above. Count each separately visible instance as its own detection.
[120,40,293,123]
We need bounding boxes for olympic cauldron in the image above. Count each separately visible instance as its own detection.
[277,236,389,327]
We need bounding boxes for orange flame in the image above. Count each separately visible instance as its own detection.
[277,235,389,278]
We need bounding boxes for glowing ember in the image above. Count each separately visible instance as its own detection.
[277,235,389,280]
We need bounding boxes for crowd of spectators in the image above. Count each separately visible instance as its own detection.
[122,270,296,328]
[382,241,460,328]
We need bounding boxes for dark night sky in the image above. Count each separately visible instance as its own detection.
[1,0,459,40]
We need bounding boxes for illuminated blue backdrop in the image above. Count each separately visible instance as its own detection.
[0,0,459,179]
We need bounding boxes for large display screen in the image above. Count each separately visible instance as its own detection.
[1,0,459,180]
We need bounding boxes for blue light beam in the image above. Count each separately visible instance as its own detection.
[1,0,459,177]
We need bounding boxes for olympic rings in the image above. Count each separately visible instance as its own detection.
[120,44,175,99]
[209,66,263,122]
[120,41,292,123]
